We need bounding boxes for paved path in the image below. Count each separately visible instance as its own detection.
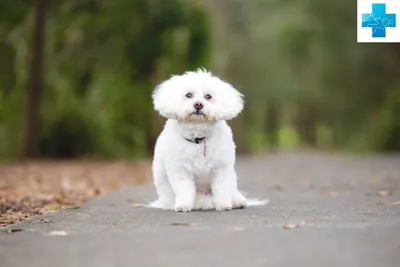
[1,152,400,267]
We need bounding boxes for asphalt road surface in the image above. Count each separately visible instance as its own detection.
[1,152,400,267]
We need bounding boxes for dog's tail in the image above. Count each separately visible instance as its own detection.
[133,199,174,210]
[246,198,269,206]
[146,200,164,209]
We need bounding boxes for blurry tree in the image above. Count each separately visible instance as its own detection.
[20,0,49,158]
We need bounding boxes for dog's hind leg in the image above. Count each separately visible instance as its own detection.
[228,169,247,209]
[150,160,175,210]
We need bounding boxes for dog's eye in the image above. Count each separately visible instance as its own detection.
[185,93,193,98]
[205,94,212,100]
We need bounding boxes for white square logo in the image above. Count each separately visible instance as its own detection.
[357,0,400,42]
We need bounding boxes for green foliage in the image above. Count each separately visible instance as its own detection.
[0,0,210,159]
[207,0,400,153]
[0,0,399,160]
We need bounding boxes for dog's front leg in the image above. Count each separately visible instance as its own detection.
[211,167,234,211]
[167,169,196,212]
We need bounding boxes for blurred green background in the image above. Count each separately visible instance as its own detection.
[0,0,399,160]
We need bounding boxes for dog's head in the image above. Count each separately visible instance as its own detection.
[152,69,244,122]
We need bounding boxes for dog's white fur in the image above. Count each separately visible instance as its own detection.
[147,68,267,212]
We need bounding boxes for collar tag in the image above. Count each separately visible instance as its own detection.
[203,138,207,157]
[185,137,207,157]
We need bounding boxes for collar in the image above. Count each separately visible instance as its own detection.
[185,137,206,144]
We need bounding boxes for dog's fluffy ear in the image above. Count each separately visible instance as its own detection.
[152,76,180,119]
[213,80,244,120]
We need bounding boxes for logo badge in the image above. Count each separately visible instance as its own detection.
[358,0,400,42]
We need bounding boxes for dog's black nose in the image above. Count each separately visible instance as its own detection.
[194,101,204,110]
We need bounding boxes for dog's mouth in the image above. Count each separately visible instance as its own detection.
[191,110,205,117]
[184,110,209,121]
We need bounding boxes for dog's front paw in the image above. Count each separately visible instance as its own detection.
[232,193,247,209]
[214,199,232,211]
[174,205,192,212]
[215,204,232,211]
[174,200,193,212]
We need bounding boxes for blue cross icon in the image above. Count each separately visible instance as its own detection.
[362,3,396,38]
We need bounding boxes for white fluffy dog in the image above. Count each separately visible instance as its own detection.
[147,69,267,212]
